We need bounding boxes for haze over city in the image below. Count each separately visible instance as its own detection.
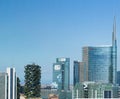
[0,0,120,84]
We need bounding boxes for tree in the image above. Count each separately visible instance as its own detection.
[17,77,21,99]
[24,63,41,98]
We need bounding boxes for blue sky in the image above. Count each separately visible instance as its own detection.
[0,0,120,84]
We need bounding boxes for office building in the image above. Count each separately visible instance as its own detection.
[53,58,70,91]
[112,17,117,84]
[7,68,17,99]
[81,18,117,84]
[53,58,70,99]
[117,71,120,86]
[73,61,80,86]
[73,61,85,86]
[73,82,119,98]
[0,72,8,99]
[83,46,112,83]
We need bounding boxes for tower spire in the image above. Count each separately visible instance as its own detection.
[112,16,117,84]
[112,16,116,45]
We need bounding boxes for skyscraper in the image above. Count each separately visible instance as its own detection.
[83,46,112,83]
[73,61,86,86]
[24,63,41,98]
[117,71,120,86]
[6,68,17,99]
[0,72,8,99]
[53,58,70,91]
[112,17,117,84]
[81,18,117,84]
[73,61,80,86]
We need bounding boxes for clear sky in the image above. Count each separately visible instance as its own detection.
[0,0,120,84]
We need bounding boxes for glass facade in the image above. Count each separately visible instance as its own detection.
[80,18,117,84]
[83,46,113,83]
[112,39,117,84]
[104,91,111,98]
[73,61,80,86]
[73,61,86,85]
[53,58,70,91]
[73,82,119,98]
[117,71,120,86]
[59,90,72,99]
[112,17,117,84]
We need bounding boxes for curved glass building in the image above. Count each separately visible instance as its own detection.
[82,17,117,84]
[83,46,112,83]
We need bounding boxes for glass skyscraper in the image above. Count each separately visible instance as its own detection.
[112,17,117,84]
[73,61,86,86]
[117,71,120,86]
[83,46,112,83]
[53,58,70,91]
[81,17,117,84]
[73,61,80,86]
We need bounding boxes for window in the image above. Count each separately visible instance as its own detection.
[104,91,111,98]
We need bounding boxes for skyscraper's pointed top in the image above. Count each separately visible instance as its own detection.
[113,16,116,40]
[112,16,116,45]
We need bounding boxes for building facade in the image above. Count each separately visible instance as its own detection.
[73,61,86,86]
[41,88,58,99]
[0,68,17,99]
[53,58,70,91]
[0,72,8,99]
[117,71,120,86]
[81,18,117,84]
[53,58,70,99]
[73,61,80,86]
[24,63,41,98]
[73,82,119,98]
[6,68,17,99]
[83,46,112,83]
[48,94,59,99]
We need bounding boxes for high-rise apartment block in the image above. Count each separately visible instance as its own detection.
[0,73,8,99]
[24,63,41,98]
[53,58,70,91]
[0,68,17,99]
[7,68,17,99]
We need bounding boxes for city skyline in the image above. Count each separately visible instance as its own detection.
[0,0,120,84]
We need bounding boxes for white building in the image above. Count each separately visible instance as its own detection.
[7,68,17,99]
[0,68,17,99]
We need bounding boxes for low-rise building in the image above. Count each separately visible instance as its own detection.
[41,88,58,99]
[73,81,119,98]
[48,94,59,99]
